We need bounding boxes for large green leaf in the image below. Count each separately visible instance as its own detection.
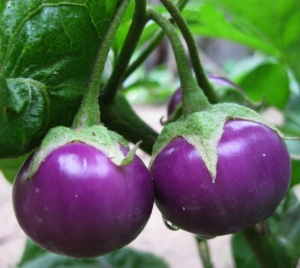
[183,0,300,87]
[0,0,121,158]
[228,57,290,109]
[18,239,168,268]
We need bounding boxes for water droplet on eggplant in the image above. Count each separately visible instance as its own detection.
[162,216,180,231]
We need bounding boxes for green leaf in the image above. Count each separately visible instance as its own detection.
[18,239,169,268]
[291,159,300,187]
[209,76,262,109]
[0,1,5,10]
[19,239,47,266]
[281,95,300,137]
[274,198,300,263]
[103,247,168,268]
[280,94,300,187]
[182,4,277,54]
[112,0,135,54]
[285,138,300,187]
[184,0,300,87]
[231,232,259,268]
[229,58,290,109]
[0,153,29,183]
[0,0,121,158]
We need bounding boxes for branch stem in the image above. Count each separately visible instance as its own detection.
[103,0,148,103]
[147,8,211,117]
[72,0,130,129]
[159,0,218,103]
[125,0,189,79]
[196,237,214,268]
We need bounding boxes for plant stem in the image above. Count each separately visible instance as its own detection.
[103,0,148,103]
[196,237,213,268]
[72,0,130,129]
[124,0,189,79]
[160,0,218,104]
[147,7,211,117]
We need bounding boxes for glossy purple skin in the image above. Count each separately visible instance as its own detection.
[13,142,154,258]
[167,88,182,117]
[150,120,290,236]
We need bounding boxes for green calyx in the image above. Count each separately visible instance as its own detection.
[150,103,283,182]
[24,125,139,180]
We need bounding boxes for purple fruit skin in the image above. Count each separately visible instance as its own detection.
[13,142,154,258]
[167,88,182,117]
[150,120,290,236]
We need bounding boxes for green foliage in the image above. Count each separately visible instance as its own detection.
[183,0,300,87]
[285,140,300,187]
[0,0,121,158]
[18,239,168,268]
[228,57,290,109]
[281,95,300,137]
[232,189,300,268]
[112,0,135,54]
[124,65,176,104]
[291,160,300,187]
[281,95,300,187]
[0,153,29,183]
[232,233,259,268]
[275,195,300,262]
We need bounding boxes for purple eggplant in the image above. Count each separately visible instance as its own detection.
[13,142,154,258]
[167,87,183,117]
[150,119,290,237]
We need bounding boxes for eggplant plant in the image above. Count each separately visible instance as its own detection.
[0,0,300,267]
